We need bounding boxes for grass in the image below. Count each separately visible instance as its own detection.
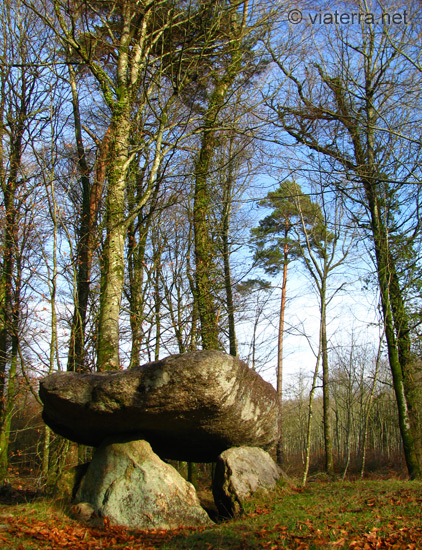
[0,478,422,549]
[166,478,422,549]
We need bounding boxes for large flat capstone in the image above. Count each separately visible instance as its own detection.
[39,350,280,462]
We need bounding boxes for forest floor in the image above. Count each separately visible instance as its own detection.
[0,477,421,549]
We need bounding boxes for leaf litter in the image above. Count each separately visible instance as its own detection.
[1,480,422,549]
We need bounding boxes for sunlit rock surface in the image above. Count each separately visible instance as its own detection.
[212,446,282,517]
[39,350,280,462]
[75,438,213,529]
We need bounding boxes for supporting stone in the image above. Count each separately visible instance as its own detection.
[212,446,282,517]
[75,437,213,530]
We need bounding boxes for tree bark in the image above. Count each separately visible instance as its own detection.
[321,280,334,475]
[67,63,108,372]
[221,148,237,357]
[193,5,247,351]
[0,97,24,410]
[276,237,288,466]
[302,342,322,486]
[127,223,147,369]
[97,106,131,370]
[0,327,18,482]
[366,188,422,478]
[193,89,224,350]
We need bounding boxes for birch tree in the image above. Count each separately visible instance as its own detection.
[27,0,234,370]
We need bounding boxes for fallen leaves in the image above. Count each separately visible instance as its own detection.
[1,480,422,550]
[2,512,422,550]
[3,515,190,550]
[365,498,377,508]
[245,505,273,518]
[330,537,347,546]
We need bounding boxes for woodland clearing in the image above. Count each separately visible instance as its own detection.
[0,478,421,549]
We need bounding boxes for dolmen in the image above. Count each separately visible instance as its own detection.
[39,350,282,528]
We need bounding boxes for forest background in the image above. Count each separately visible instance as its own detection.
[0,0,421,492]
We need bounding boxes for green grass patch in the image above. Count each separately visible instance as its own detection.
[166,479,422,549]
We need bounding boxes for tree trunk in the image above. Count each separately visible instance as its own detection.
[66,59,92,372]
[367,188,422,478]
[193,103,221,350]
[152,232,162,362]
[41,426,51,484]
[97,108,131,371]
[0,225,23,483]
[302,344,322,486]
[276,238,288,466]
[221,154,237,357]
[187,213,199,352]
[67,78,109,371]
[193,31,245,350]
[0,101,24,410]
[361,330,383,479]
[361,60,421,477]
[0,315,18,482]
[128,224,147,369]
[321,280,334,475]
